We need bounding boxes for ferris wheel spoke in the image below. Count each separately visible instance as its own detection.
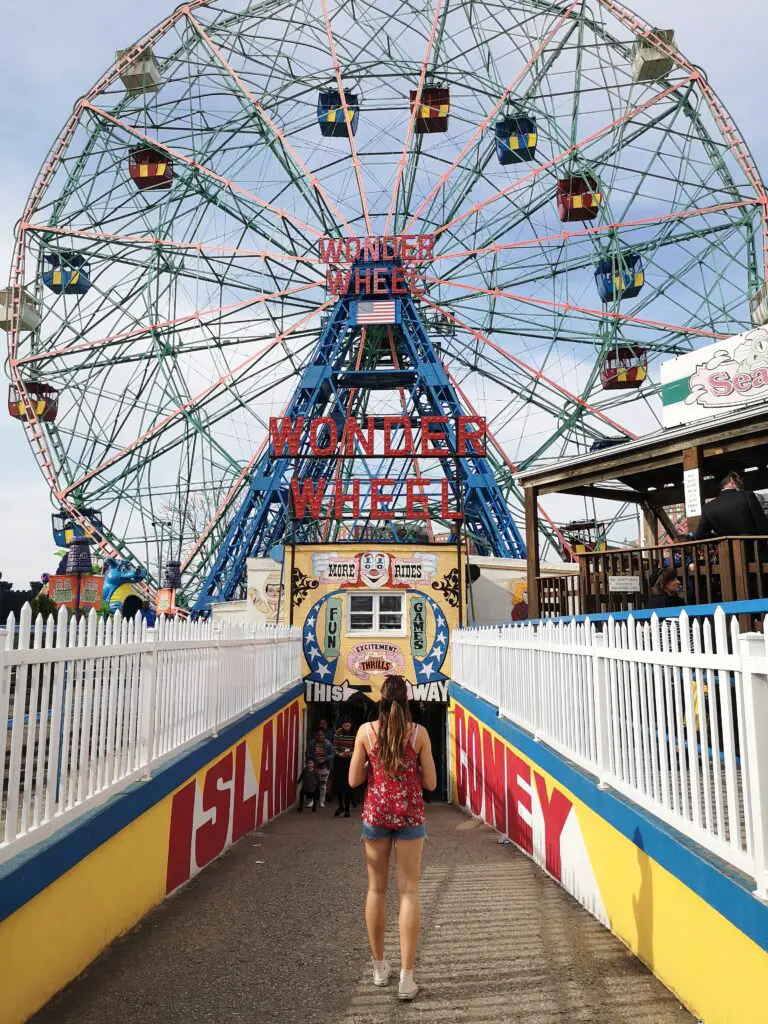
[383,0,446,236]
[429,199,761,274]
[22,223,325,271]
[82,352,315,509]
[423,273,729,343]
[595,0,768,273]
[401,1,580,235]
[185,9,353,238]
[15,282,320,368]
[83,102,325,245]
[428,73,696,242]
[319,0,373,236]
[419,293,636,437]
[444,364,570,550]
[59,298,334,500]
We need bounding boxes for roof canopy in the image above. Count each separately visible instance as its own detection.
[517,403,768,509]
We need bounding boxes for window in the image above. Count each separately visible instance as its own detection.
[347,592,405,635]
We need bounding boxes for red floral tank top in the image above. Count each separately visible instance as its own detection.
[363,723,425,829]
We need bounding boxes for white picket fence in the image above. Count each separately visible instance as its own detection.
[0,605,302,862]
[452,609,768,897]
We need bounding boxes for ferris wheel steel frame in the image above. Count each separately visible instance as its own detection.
[6,0,767,605]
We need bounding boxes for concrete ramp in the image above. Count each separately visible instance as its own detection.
[33,806,691,1024]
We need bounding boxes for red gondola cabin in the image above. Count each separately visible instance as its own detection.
[600,347,647,390]
[128,147,174,191]
[557,175,602,222]
[8,382,59,422]
[410,86,450,134]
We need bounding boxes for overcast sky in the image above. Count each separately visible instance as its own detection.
[0,0,766,587]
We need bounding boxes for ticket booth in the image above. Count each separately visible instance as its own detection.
[289,541,462,798]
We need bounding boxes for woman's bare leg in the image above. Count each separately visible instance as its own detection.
[364,839,393,960]
[394,838,424,970]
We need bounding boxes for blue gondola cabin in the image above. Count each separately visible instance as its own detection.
[595,253,644,302]
[600,347,647,390]
[51,507,103,547]
[43,253,91,295]
[317,90,359,137]
[557,175,602,222]
[129,146,174,191]
[8,382,59,422]
[495,116,537,165]
[410,86,450,134]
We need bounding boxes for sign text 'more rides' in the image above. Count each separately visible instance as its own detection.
[661,327,768,428]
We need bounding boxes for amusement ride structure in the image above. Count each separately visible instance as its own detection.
[4,0,767,611]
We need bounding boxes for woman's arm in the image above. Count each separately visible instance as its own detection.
[348,727,369,788]
[417,728,437,792]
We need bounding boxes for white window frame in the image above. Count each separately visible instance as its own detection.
[346,591,406,636]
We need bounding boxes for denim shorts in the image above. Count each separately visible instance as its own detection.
[361,821,427,841]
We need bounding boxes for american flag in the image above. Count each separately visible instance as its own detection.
[354,299,398,325]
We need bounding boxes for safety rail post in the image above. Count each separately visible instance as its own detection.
[139,626,158,780]
[0,630,9,810]
[209,622,222,737]
[591,629,612,789]
[739,632,768,900]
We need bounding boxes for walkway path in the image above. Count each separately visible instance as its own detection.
[34,805,692,1024]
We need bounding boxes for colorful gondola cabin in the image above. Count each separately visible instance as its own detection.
[556,175,602,223]
[42,253,91,295]
[317,90,359,137]
[595,253,644,302]
[51,508,103,547]
[128,147,174,190]
[600,346,647,390]
[8,382,59,422]
[410,86,450,134]
[495,116,537,165]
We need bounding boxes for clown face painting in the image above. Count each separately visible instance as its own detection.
[359,551,390,589]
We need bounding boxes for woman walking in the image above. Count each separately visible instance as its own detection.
[349,675,437,1001]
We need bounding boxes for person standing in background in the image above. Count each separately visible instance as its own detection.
[647,567,685,609]
[694,470,768,538]
[306,728,334,808]
[333,716,356,817]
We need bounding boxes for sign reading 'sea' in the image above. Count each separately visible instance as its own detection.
[661,327,768,428]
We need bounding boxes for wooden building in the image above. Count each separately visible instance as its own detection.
[517,404,768,618]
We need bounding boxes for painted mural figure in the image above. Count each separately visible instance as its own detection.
[349,676,437,1002]
[249,568,285,622]
[509,580,529,621]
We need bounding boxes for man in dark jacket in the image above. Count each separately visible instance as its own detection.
[694,471,768,539]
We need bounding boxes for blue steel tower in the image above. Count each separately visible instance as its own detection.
[192,260,525,615]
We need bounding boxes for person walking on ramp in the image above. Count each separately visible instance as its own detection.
[349,675,437,1001]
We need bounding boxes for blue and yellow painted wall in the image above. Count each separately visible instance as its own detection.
[0,684,304,1024]
[449,682,768,1024]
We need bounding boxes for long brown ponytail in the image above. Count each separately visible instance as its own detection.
[376,675,412,775]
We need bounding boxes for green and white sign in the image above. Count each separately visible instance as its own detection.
[660,327,768,428]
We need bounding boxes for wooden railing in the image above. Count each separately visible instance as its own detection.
[534,537,768,621]
[576,536,768,616]
[537,573,581,618]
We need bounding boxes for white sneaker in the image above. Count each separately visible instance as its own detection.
[372,959,391,986]
[319,800,325,807]
[398,974,419,1001]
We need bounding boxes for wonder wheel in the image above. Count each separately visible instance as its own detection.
[5,0,767,604]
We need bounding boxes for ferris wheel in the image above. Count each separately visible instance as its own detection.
[5,0,767,604]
